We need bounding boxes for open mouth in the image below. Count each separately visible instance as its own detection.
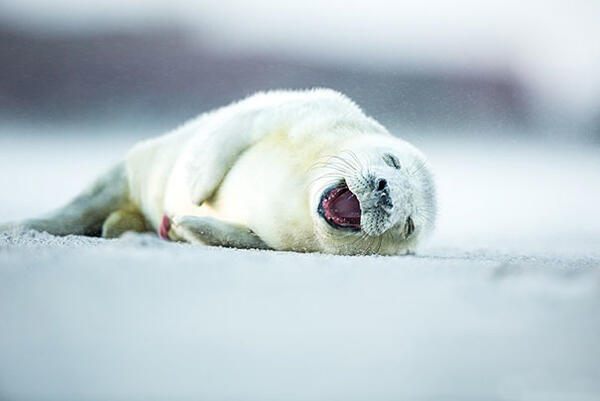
[318,183,361,230]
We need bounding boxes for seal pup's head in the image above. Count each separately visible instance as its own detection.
[309,135,436,255]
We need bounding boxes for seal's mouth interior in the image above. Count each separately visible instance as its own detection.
[318,183,361,230]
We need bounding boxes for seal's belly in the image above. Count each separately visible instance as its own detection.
[203,133,324,251]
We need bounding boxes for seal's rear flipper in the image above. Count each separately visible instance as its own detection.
[170,215,270,250]
[101,207,148,238]
[1,163,132,237]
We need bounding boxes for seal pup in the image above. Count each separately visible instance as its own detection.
[1,89,436,255]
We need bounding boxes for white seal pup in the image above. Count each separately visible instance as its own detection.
[1,89,436,255]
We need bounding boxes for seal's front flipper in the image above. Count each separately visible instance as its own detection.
[171,215,270,250]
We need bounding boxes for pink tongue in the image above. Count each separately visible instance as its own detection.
[331,189,361,218]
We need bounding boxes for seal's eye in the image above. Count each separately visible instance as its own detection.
[405,216,415,237]
[383,153,401,169]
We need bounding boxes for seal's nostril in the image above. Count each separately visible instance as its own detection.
[377,179,387,191]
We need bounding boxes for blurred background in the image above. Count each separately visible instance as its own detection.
[1,0,599,251]
[1,0,599,137]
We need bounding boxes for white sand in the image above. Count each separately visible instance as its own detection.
[1,125,599,400]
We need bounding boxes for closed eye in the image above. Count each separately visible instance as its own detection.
[405,216,415,237]
[383,153,401,169]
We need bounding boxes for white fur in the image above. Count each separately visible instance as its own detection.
[122,88,435,254]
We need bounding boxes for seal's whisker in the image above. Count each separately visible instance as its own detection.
[305,173,346,190]
[418,212,436,226]
[368,237,378,255]
[360,236,375,255]
[307,157,355,176]
[414,206,437,224]
[319,160,354,174]
[308,173,344,183]
[347,232,368,247]
[308,163,350,176]
[337,153,360,172]
[327,154,359,173]
[341,150,365,171]
[408,158,427,178]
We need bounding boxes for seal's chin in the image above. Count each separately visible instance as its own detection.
[318,183,361,231]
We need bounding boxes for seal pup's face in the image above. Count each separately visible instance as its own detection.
[310,136,436,255]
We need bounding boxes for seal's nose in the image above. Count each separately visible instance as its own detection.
[373,177,392,208]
